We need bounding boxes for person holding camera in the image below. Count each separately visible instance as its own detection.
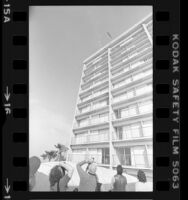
[76,158,100,191]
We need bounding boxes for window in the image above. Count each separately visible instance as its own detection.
[75,133,87,144]
[102,148,110,164]
[142,120,152,137]
[131,123,140,138]
[123,126,131,139]
[91,114,99,124]
[128,105,137,116]
[121,108,129,118]
[93,100,107,109]
[139,101,152,114]
[136,84,152,96]
[127,90,134,98]
[90,130,98,134]
[117,127,123,140]
[131,146,147,168]
[100,113,108,122]
[118,147,131,166]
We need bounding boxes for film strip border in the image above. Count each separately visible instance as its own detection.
[2,0,180,199]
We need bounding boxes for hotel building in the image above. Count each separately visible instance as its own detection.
[69,14,153,179]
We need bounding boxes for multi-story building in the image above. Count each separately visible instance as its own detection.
[69,14,153,179]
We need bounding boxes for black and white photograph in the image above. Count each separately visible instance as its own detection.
[29,6,153,192]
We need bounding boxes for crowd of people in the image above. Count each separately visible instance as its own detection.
[29,156,150,192]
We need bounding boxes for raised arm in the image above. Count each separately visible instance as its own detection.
[76,160,88,177]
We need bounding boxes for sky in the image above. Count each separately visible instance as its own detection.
[29,6,152,157]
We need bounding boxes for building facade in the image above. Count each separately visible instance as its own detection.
[69,14,153,179]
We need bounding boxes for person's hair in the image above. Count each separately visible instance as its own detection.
[29,156,41,177]
[116,165,123,175]
[49,165,65,190]
[137,169,147,183]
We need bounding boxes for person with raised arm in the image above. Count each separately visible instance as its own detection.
[77,158,99,191]
[49,162,74,191]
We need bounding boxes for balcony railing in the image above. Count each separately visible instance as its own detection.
[73,118,109,129]
[67,153,110,165]
[76,103,108,115]
[84,58,108,76]
[112,126,152,141]
[110,32,148,60]
[80,78,108,93]
[111,50,152,77]
[82,69,108,86]
[112,105,152,121]
[78,89,108,104]
[110,36,150,64]
[111,57,152,80]
[112,153,152,168]
[111,46,152,71]
[110,44,151,68]
[71,133,109,145]
[112,69,152,90]
[81,74,108,91]
[111,26,146,52]
[66,153,152,168]
[112,85,152,104]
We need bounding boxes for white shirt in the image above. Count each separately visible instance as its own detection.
[135,181,153,191]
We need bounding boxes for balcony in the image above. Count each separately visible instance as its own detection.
[110,43,151,68]
[73,118,109,130]
[110,35,150,64]
[75,105,109,118]
[85,51,108,69]
[111,102,152,127]
[112,153,152,169]
[78,90,108,105]
[112,125,152,142]
[111,57,152,81]
[79,78,109,97]
[111,75,152,97]
[71,132,109,145]
[81,73,108,91]
[83,65,108,83]
[111,46,152,72]
[111,50,152,77]
[111,25,145,52]
[110,31,148,60]
[112,102,152,120]
[112,69,152,90]
[67,152,110,165]
[112,92,152,111]
[84,57,108,76]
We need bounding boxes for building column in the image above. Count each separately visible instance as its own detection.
[144,144,150,168]
[142,23,153,45]
[108,47,116,169]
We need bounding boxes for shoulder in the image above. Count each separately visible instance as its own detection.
[122,175,127,181]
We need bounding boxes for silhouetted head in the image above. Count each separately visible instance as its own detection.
[29,156,41,190]
[137,169,147,183]
[49,165,66,190]
[116,165,123,175]
[29,156,41,176]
